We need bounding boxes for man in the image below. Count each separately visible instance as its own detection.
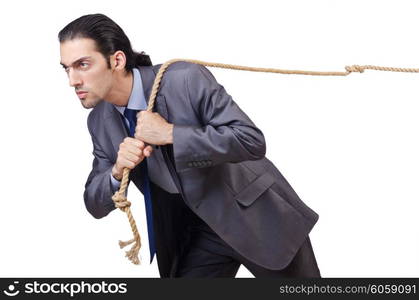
[59,13,321,278]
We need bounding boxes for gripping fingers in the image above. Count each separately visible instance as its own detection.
[143,145,153,157]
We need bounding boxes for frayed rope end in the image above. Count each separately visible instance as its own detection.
[118,238,141,265]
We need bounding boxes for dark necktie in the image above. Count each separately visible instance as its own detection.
[123,108,156,263]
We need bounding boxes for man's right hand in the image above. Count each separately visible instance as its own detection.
[111,137,153,181]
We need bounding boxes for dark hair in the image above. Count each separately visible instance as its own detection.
[58,13,152,72]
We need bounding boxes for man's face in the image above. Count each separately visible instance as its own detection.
[60,38,113,109]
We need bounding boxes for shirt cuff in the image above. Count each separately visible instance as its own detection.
[110,172,121,193]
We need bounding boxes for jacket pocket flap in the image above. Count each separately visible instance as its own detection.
[234,172,275,207]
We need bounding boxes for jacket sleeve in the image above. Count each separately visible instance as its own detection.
[83,113,117,219]
[172,63,266,172]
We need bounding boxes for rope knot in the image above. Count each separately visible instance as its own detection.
[112,192,131,209]
[345,65,364,73]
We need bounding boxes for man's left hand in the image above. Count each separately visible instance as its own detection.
[135,111,174,145]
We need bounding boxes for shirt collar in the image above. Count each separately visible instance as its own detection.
[114,67,148,115]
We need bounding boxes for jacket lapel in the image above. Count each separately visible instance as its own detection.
[139,64,169,119]
[139,65,156,106]
[104,103,128,158]
[140,64,184,196]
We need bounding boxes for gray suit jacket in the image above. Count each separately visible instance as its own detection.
[84,61,319,274]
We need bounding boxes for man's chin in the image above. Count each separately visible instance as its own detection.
[80,98,102,109]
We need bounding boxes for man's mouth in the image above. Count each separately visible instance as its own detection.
[76,91,88,99]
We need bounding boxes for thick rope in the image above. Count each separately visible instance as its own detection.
[111,58,419,265]
[111,168,141,264]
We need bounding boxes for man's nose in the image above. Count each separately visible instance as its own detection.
[68,70,82,87]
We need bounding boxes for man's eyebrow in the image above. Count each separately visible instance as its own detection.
[60,56,92,68]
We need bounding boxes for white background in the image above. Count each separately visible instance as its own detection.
[0,0,418,277]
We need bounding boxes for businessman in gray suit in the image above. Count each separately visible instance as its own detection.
[59,14,321,278]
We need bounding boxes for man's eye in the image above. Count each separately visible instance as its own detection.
[80,62,89,68]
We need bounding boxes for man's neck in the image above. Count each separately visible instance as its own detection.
[105,70,133,107]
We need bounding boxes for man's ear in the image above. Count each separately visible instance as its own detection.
[111,50,127,70]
